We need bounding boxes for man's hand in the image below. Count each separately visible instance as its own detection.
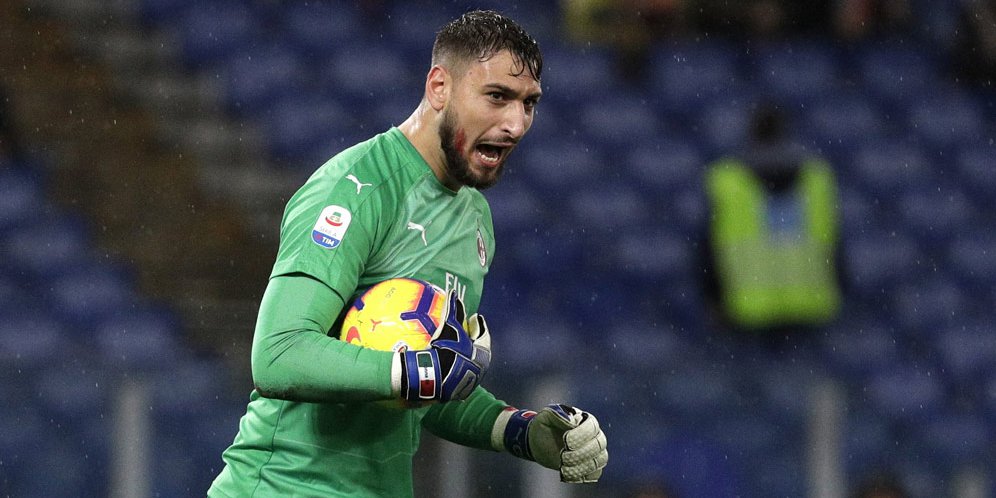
[398,290,490,403]
[494,404,608,483]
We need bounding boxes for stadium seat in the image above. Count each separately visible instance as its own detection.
[843,231,922,298]
[650,39,741,114]
[865,365,945,422]
[637,433,744,498]
[221,42,308,117]
[602,321,700,375]
[0,168,44,233]
[566,180,648,230]
[95,306,183,371]
[612,228,695,286]
[956,144,996,211]
[857,42,938,111]
[895,184,975,253]
[623,136,704,196]
[319,40,420,102]
[2,214,93,280]
[0,311,68,372]
[33,363,110,430]
[47,264,134,330]
[841,409,897,479]
[802,91,885,158]
[946,232,996,294]
[540,44,618,106]
[891,277,968,338]
[913,411,992,469]
[177,1,261,68]
[848,139,932,200]
[695,97,753,156]
[499,311,583,375]
[578,92,663,152]
[258,94,355,163]
[936,320,996,384]
[752,40,841,105]
[516,137,606,190]
[653,365,743,421]
[906,87,986,152]
[279,0,365,59]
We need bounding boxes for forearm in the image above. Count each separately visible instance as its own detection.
[251,274,396,403]
[420,386,509,451]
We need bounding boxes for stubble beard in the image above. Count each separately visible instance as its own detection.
[439,108,503,190]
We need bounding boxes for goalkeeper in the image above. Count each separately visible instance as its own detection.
[208,10,607,497]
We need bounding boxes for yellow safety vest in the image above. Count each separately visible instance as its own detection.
[706,159,841,330]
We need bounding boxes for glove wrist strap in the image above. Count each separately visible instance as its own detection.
[499,408,537,461]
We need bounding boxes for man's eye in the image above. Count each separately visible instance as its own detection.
[488,92,504,101]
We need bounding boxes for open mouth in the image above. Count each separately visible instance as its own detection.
[475,143,510,168]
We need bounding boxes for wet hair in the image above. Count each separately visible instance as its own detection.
[432,10,542,81]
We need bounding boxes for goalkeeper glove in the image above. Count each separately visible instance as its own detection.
[396,290,491,403]
[493,404,608,483]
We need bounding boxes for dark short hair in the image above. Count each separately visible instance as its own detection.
[432,10,542,81]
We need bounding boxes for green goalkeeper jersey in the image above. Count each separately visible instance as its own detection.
[209,128,506,497]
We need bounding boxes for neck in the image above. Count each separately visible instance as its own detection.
[398,101,450,186]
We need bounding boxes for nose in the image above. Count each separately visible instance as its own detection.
[500,101,530,140]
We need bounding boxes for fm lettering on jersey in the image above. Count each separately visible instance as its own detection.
[312,205,352,249]
[445,272,467,302]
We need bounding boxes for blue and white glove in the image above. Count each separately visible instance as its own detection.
[493,404,608,483]
[397,290,491,403]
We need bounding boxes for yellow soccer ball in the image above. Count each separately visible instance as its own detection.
[340,278,447,353]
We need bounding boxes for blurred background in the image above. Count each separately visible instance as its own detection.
[1,0,995,497]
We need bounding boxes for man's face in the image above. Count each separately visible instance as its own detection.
[438,50,542,190]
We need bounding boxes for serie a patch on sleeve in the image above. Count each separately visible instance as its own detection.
[312,205,352,249]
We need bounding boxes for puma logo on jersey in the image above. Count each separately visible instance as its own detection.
[406,221,427,246]
[345,174,373,194]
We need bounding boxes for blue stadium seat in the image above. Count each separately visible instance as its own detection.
[946,232,996,294]
[913,411,992,470]
[865,366,945,422]
[33,363,109,429]
[566,181,648,230]
[696,99,753,155]
[857,42,938,111]
[602,321,701,374]
[221,42,308,117]
[650,39,742,114]
[2,214,92,280]
[480,176,546,236]
[259,94,355,163]
[95,306,183,371]
[319,40,419,102]
[623,136,703,196]
[47,264,134,330]
[895,184,975,252]
[652,366,743,421]
[139,0,199,26]
[0,311,69,372]
[892,277,968,338]
[0,169,44,234]
[907,88,986,152]
[540,44,618,106]
[848,139,932,200]
[637,433,744,498]
[843,232,922,298]
[802,91,885,158]
[752,41,841,105]
[956,144,996,210]
[280,1,365,59]
[516,137,606,190]
[177,1,262,68]
[841,409,897,479]
[499,311,583,375]
[578,93,663,152]
[936,320,996,385]
[612,228,695,287]
[505,224,584,279]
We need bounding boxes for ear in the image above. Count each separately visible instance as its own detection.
[425,65,450,112]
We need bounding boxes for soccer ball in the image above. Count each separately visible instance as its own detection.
[339,278,447,353]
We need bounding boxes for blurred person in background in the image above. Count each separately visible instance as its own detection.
[850,472,910,498]
[834,0,913,42]
[208,10,607,498]
[701,103,843,337]
[562,0,691,80]
[951,0,996,87]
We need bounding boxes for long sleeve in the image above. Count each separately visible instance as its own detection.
[250,273,396,403]
[420,386,510,451]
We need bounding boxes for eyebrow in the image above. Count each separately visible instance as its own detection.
[484,83,542,101]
